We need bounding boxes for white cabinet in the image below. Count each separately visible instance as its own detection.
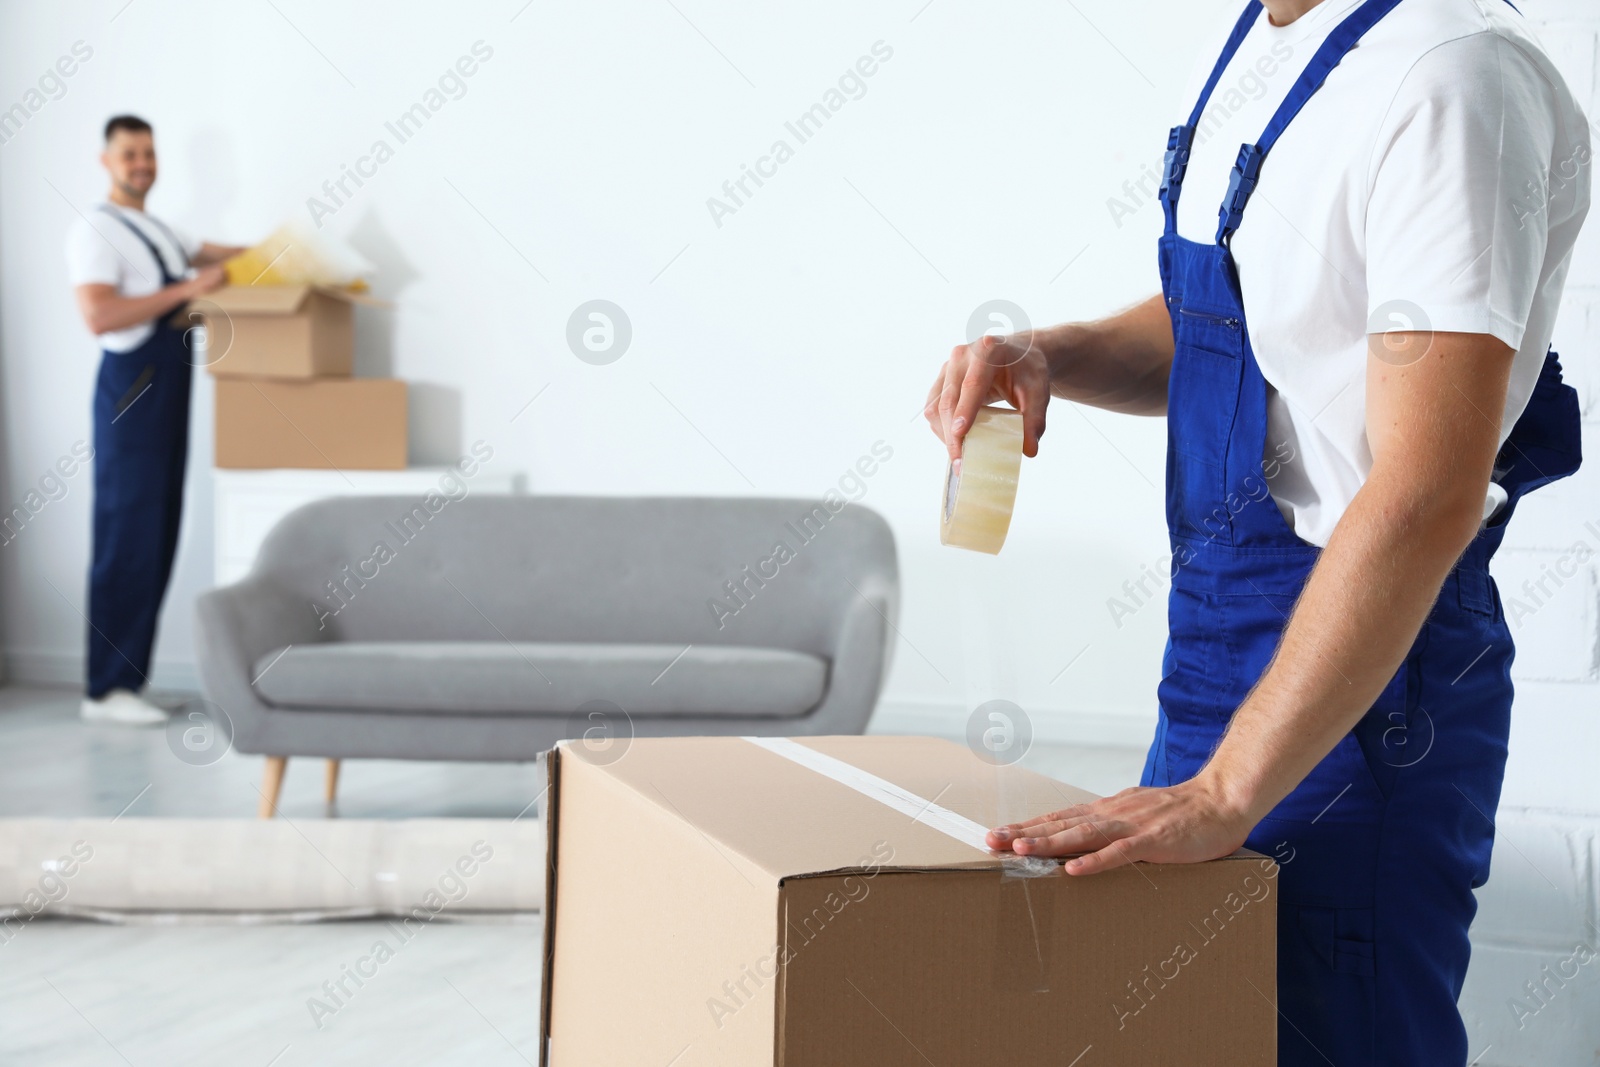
[212,467,522,586]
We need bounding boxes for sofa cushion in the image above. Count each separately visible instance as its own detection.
[251,641,828,717]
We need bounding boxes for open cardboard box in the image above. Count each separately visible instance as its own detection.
[193,284,382,379]
[541,735,1277,1066]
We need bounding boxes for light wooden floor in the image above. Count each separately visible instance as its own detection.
[0,919,542,1066]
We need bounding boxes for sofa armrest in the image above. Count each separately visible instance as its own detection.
[194,576,327,753]
[801,578,898,734]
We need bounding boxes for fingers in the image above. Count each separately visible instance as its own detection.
[987,804,1090,843]
[986,782,1246,875]
[923,371,946,443]
[947,336,1007,462]
[990,795,1140,858]
[1013,804,1089,829]
[986,820,1077,851]
[1010,817,1130,858]
[936,354,967,465]
[930,334,1048,464]
[1010,369,1048,459]
[1064,835,1150,876]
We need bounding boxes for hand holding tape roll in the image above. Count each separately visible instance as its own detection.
[940,406,1024,554]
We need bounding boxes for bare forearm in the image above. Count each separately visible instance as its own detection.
[1198,333,1511,820]
[1200,461,1485,820]
[79,282,194,335]
[986,468,1491,871]
[1036,294,1174,415]
[193,242,246,268]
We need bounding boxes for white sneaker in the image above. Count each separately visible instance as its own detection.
[81,688,170,726]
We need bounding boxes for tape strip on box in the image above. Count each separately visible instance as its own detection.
[742,736,1054,878]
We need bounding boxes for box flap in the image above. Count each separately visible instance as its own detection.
[195,284,388,314]
[200,284,313,314]
[318,286,389,308]
[559,735,1110,882]
[545,741,784,1064]
[538,747,561,1067]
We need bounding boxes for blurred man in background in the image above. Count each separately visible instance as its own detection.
[65,114,243,725]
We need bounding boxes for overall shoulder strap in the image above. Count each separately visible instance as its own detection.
[1159,1,1264,234]
[1187,1,1267,130]
[140,214,192,272]
[96,205,183,284]
[1215,0,1405,243]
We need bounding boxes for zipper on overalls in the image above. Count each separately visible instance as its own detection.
[1174,304,1242,329]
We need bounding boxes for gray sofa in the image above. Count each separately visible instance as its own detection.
[194,495,898,815]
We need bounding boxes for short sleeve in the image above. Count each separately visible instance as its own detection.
[65,218,122,288]
[1365,32,1559,349]
[167,221,202,258]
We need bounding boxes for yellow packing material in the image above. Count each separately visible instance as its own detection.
[223,221,375,291]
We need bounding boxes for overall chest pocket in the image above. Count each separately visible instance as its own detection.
[1169,308,1244,458]
[1166,307,1244,537]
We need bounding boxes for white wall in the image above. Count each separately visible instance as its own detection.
[0,3,1597,1059]
[0,0,1210,726]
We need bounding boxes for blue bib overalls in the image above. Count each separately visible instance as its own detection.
[1143,1,1582,1062]
[87,208,194,697]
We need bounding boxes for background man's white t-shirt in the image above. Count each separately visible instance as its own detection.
[65,204,198,353]
[1175,0,1592,546]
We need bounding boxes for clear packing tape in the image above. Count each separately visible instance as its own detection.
[940,406,1024,555]
[223,221,376,291]
[742,737,1055,879]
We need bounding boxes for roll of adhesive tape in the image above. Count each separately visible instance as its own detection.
[941,406,1024,555]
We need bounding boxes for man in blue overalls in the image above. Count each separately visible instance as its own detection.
[67,115,243,725]
[929,0,1589,1061]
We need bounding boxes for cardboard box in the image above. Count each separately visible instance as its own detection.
[214,378,406,470]
[541,735,1277,1067]
[196,285,359,378]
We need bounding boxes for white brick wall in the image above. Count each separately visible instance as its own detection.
[1470,4,1600,1063]
[1553,293,1599,419]
[1492,549,1599,683]
[1463,811,1600,1065]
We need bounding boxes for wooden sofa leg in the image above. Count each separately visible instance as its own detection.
[325,759,341,808]
[259,756,288,818]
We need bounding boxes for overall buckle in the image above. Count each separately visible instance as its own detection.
[1217,143,1265,239]
[1159,125,1195,205]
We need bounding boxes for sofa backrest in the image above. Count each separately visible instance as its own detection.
[251,495,898,655]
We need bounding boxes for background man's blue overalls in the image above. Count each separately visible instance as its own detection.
[1144,0,1583,1062]
[87,207,194,698]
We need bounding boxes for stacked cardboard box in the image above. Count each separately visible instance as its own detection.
[199,285,406,470]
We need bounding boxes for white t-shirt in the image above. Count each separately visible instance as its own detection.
[1174,0,1591,546]
[65,203,199,353]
